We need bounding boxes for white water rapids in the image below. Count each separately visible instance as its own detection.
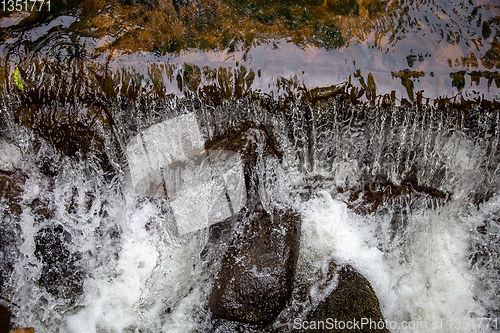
[0,100,499,332]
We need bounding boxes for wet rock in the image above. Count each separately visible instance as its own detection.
[0,170,27,214]
[338,178,449,215]
[209,319,271,333]
[200,214,238,264]
[0,305,9,333]
[0,223,20,297]
[206,124,282,165]
[34,225,84,301]
[9,329,35,333]
[209,199,301,324]
[205,125,283,198]
[14,96,111,158]
[304,264,389,333]
[274,260,388,333]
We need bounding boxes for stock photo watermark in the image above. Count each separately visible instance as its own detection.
[293,317,498,331]
[1,0,50,12]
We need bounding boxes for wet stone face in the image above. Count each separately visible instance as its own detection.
[34,225,84,301]
[209,199,301,324]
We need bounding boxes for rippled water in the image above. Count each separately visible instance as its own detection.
[0,0,499,100]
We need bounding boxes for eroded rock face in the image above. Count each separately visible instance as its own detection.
[209,199,301,324]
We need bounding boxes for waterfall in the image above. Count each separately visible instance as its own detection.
[0,91,499,332]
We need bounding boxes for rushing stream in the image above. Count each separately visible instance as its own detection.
[0,0,500,332]
[1,99,500,332]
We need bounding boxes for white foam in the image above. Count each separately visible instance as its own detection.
[299,191,486,333]
[66,199,160,333]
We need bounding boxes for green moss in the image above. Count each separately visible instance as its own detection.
[13,67,24,91]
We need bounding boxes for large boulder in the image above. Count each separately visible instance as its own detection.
[209,199,301,324]
[274,260,389,333]
[304,264,389,332]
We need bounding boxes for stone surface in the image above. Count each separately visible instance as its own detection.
[304,264,389,333]
[338,178,449,215]
[274,260,389,333]
[0,305,9,333]
[0,170,27,214]
[34,225,84,301]
[209,199,301,324]
[9,329,34,333]
[209,319,270,333]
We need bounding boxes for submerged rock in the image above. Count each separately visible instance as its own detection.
[0,170,27,214]
[209,199,301,324]
[338,178,449,215]
[205,124,283,203]
[34,225,84,301]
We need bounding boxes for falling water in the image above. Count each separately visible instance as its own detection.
[0,94,499,332]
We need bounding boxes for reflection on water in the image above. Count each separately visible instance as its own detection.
[0,0,498,100]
